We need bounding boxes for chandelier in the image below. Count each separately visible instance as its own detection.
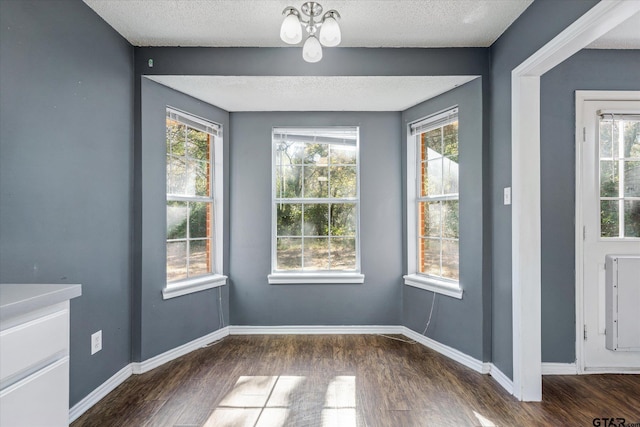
[280,2,341,63]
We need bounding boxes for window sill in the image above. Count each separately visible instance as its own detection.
[403,274,463,299]
[268,272,365,284]
[162,274,227,300]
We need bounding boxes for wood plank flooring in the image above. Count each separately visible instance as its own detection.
[72,335,640,427]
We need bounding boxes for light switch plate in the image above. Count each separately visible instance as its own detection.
[504,187,512,205]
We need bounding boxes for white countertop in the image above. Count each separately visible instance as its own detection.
[0,283,82,322]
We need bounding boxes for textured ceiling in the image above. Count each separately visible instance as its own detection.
[587,11,640,49]
[83,0,533,47]
[145,75,479,111]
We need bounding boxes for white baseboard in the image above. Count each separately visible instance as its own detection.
[542,362,578,375]
[488,363,514,395]
[132,326,230,374]
[228,325,404,335]
[69,363,133,423]
[401,327,489,374]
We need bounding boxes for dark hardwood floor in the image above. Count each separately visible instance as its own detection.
[72,335,640,427]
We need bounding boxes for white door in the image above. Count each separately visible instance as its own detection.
[580,97,640,372]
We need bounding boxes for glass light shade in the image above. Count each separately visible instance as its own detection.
[280,13,302,44]
[302,35,323,63]
[319,16,341,47]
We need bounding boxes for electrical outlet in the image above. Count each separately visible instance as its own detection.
[504,187,512,205]
[91,330,102,355]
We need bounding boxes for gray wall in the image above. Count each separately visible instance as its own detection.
[135,78,230,360]
[402,78,489,361]
[0,0,134,406]
[540,49,640,363]
[229,112,402,325]
[489,0,599,378]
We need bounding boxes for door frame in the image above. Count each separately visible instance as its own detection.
[511,0,640,401]
[575,91,640,374]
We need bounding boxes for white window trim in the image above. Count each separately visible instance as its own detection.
[163,107,226,299]
[405,108,463,299]
[162,274,227,300]
[269,126,364,284]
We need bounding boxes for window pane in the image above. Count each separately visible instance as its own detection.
[624,200,640,238]
[422,128,442,158]
[304,166,329,198]
[167,201,187,239]
[330,145,356,165]
[276,166,302,199]
[624,161,640,197]
[187,128,210,160]
[601,200,619,238]
[423,158,443,196]
[168,156,186,195]
[189,240,210,276]
[600,161,619,197]
[443,122,458,161]
[330,203,356,236]
[304,143,329,164]
[330,166,357,198]
[442,240,459,281]
[624,120,640,158]
[277,203,302,236]
[185,160,209,197]
[277,142,304,165]
[189,202,210,239]
[167,241,187,282]
[443,201,459,239]
[303,237,329,270]
[419,238,440,276]
[330,238,356,270]
[303,204,329,236]
[166,120,185,156]
[277,238,302,270]
[599,119,614,159]
[419,201,440,238]
[443,157,459,194]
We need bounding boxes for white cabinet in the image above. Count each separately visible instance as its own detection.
[0,284,81,427]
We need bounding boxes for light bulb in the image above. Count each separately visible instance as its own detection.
[280,12,302,44]
[302,35,323,63]
[319,15,341,47]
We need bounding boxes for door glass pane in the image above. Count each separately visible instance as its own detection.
[624,200,640,238]
[599,119,614,159]
[601,200,619,238]
[600,161,619,197]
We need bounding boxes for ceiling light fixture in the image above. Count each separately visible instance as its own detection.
[280,2,341,63]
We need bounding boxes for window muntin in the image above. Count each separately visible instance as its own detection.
[272,127,360,273]
[599,113,640,239]
[166,109,221,283]
[414,109,459,282]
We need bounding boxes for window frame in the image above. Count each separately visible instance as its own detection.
[162,107,226,300]
[404,107,463,299]
[268,126,365,284]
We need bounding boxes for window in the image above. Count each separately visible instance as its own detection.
[598,112,640,239]
[268,127,364,284]
[163,108,225,299]
[404,107,462,299]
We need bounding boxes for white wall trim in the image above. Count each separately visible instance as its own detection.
[69,363,133,424]
[542,363,578,375]
[488,363,514,394]
[510,0,640,402]
[131,326,230,374]
[228,325,404,335]
[402,327,488,374]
